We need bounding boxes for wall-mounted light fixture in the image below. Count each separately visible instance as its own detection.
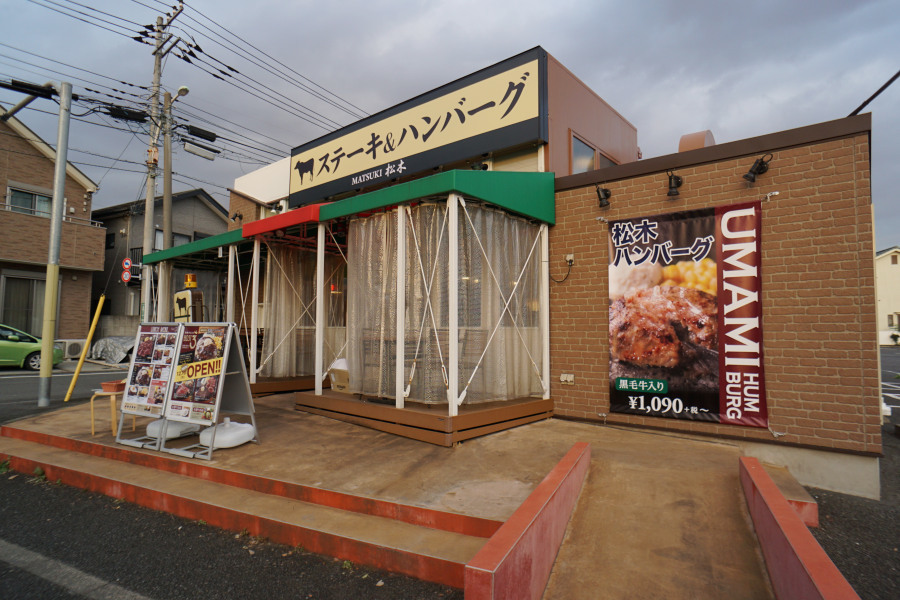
[666,170,683,197]
[596,185,611,208]
[742,153,773,183]
[229,212,242,222]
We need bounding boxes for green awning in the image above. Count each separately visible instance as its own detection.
[143,229,244,265]
[318,170,555,224]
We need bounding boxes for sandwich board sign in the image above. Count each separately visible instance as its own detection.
[115,322,256,459]
[160,322,257,460]
[116,323,181,450]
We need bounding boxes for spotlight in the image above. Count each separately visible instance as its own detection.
[743,153,773,183]
[229,212,242,222]
[666,170,683,197]
[596,185,611,208]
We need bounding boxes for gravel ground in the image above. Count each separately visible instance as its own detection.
[807,423,900,600]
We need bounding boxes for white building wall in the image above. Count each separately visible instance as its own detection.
[876,246,900,345]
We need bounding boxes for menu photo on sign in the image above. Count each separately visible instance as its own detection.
[122,324,180,416]
[164,324,228,425]
[607,202,767,428]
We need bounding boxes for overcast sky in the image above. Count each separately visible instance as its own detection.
[2,0,898,249]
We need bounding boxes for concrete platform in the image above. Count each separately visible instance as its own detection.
[0,393,778,598]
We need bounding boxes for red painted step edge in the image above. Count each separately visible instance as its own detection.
[739,457,860,600]
[0,452,464,588]
[0,425,501,539]
[464,441,591,600]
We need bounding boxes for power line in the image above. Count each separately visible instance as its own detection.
[175,2,367,119]
[0,42,149,93]
[24,0,139,39]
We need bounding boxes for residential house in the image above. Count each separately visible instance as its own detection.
[91,189,228,337]
[0,106,102,355]
[876,246,900,345]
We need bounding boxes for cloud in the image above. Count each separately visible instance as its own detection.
[1,0,897,247]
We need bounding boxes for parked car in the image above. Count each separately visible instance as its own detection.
[0,323,64,370]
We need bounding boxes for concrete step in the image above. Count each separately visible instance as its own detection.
[0,435,485,588]
[761,462,819,527]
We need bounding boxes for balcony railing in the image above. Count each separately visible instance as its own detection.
[1,203,104,227]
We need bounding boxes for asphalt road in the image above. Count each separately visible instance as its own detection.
[0,361,462,599]
[0,472,462,600]
[881,345,900,421]
[0,363,129,425]
[1,352,898,598]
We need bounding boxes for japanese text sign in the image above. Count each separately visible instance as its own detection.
[607,202,767,428]
[289,48,547,207]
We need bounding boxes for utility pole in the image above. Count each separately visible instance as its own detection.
[37,81,72,407]
[157,86,189,321]
[141,4,183,322]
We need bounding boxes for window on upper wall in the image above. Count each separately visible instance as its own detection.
[7,188,52,217]
[571,136,595,175]
[153,230,192,251]
[892,254,898,265]
[890,314,895,327]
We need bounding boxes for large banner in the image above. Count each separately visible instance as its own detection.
[608,202,767,427]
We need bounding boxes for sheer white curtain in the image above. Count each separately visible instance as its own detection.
[346,200,543,404]
[259,244,316,377]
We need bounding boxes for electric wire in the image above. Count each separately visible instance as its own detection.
[24,0,139,39]
[172,1,367,118]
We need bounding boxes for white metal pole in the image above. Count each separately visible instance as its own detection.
[315,223,325,395]
[540,224,551,399]
[250,238,260,384]
[226,244,235,322]
[37,81,71,406]
[395,207,407,408]
[447,194,460,416]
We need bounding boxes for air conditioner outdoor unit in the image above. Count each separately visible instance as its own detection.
[55,339,88,360]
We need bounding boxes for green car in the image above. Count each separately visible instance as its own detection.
[0,323,64,370]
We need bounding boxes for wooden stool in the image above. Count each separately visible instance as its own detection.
[89,390,135,436]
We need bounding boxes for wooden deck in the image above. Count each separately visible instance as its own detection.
[294,391,553,446]
[250,375,322,395]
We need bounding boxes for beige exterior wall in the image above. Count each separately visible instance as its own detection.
[875,247,900,344]
[1,112,102,340]
[550,120,880,459]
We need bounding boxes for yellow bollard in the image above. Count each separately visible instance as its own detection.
[64,294,105,403]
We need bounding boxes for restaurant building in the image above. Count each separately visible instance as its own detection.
[145,47,881,498]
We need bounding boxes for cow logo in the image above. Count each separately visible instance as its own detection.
[294,158,314,185]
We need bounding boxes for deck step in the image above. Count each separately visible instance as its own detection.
[0,435,485,588]
[761,462,819,527]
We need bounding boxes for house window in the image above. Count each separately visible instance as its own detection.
[105,233,116,249]
[1,275,46,335]
[153,230,192,251]
[893,255,898,265]
[7,188,52,217]
[890,314,895,328]
[572,136,595,174]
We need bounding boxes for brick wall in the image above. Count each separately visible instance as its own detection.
[228,191,258,231]
[550,126,880,455]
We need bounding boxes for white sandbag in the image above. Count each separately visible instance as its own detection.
[199,418,255,449]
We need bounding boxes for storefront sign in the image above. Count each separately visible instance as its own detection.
[121,324,180,416]
[164,324,228,425]
[289,47,548,207]
[607,202,767,427]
